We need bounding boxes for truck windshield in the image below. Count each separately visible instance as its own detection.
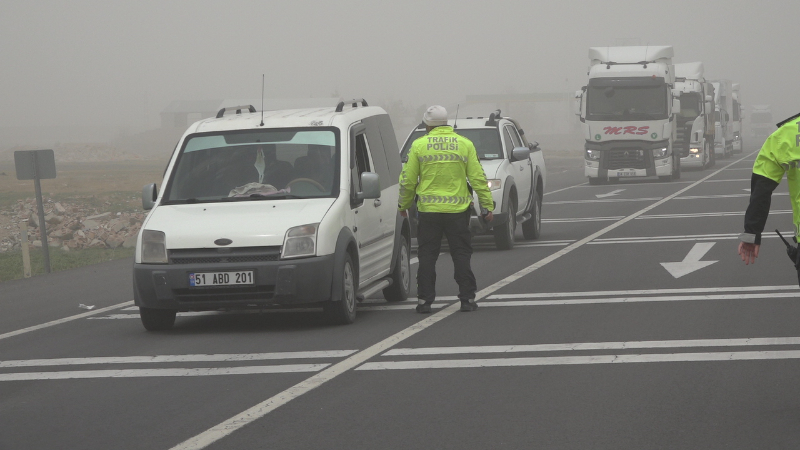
[401,128,505,161]
[162,128,339,204]
[678,93,701,121]
[586,84,668,121]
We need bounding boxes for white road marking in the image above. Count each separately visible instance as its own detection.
[0,301,133,341]
[545,192,787,205]
[481,292,799,307]
[170,151,757,450]
[596,189,625,198]
[543,210,791,224]
[384,337,800,356]
[488,285,797,299]
[660,242,718,278]
[0,364,328,382]
[356,351,800,371]
[544,182,587,196]
[0,350,357,368]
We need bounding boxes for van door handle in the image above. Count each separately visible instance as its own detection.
[373,199,382,207]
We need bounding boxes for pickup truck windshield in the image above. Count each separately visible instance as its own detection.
[401,128,504,161]
[162,128,339,204]
[586,84,668,121]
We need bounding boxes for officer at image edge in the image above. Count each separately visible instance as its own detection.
[398,105,494,314]
[738,112,800,282]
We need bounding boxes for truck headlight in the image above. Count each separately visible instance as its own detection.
[487,179,502,191]
[282,223,318,259]
[585,149,600,161]
[689,147,700,154]
[651,147,669,159]
[141,230,168,264]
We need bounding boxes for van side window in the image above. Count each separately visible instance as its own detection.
[351,133,372,204]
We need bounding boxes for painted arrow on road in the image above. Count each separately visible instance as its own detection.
[660,242,718,278]
[596,189,625,198]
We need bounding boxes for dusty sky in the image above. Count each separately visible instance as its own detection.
[1,0,794,141]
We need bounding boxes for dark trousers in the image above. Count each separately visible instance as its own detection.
[416,209,476,303]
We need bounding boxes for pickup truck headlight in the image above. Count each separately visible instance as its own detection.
[585,149,600,161]
[689,147,700,154]
[651,147,669,159]
[141,230,168,264]
[282,223,318,259]
[487,179,502,191]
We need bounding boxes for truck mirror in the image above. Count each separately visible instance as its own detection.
[672,99,681,115]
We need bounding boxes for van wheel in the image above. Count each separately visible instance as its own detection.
[383,237,410,302]
[140,307,177,331]
[494,198,516,250]
[521,191,541,240]
[324,254,357,324]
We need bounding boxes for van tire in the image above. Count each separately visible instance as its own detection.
[521,191,542,240]
[494,198,516,250]
[140,307,177,331]
[383,237,410,302]
[324,254,357,324]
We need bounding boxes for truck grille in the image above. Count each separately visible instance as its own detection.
[606,149,647,170]
[675,122,691,157]
[168,246,281,265]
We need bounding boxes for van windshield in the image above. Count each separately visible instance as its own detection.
[162,128,339,204]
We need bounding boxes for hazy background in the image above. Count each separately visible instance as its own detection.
[1,0,794,153]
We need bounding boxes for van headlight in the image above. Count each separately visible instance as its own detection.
[651,147,669,159]
[282,223,318,259]
[689,147,700,154]
[487,179,502,191]
[141,230,168,264]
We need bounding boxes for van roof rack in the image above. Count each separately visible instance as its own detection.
[485,109,502,126]
[216,105,256,118]
[336,98,368,112]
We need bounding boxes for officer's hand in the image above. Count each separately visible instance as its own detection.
[400,210,408,218]
[738,242,760,265]
[484,211,493,222]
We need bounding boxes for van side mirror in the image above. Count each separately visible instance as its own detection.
[142,183,158,210]
[356,172,381,200]
[511,146,531,162]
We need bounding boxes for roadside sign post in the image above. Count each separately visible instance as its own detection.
[14,150,56,274]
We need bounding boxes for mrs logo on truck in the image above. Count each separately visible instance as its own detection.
[603,126,650,135]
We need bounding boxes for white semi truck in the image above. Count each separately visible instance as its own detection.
[710,79,734,158]
[731,83,743,153]
[576,46,681,184]
[674,62,716,169]
[750,105,773,146]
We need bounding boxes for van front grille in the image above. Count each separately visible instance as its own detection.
[168,246,281,265]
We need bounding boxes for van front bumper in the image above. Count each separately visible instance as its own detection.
[133,254,335,311]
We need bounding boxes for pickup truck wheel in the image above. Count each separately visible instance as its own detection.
[139,307,177,331]
[324,254,357,324]
[494,198,516,250]
[521,192,541,240]
[383,237,410,302]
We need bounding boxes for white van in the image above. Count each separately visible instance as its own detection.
[133,100,411,330]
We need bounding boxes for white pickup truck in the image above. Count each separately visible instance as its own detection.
[400,110,546,250]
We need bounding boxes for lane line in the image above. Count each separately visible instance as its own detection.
[544,182,588,196]
[489,285,798,299]
[543,210,791,223]
[0,350,358,368]
[482,292,799,307]
[384,337,800,356]
[545,192,786,205]
[0,301,134,342]
[0,364,329,382]
[170,150,757,450]
[357,350,800,371]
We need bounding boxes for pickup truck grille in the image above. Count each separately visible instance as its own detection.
[168,246,281,265]
[606,149,646,170]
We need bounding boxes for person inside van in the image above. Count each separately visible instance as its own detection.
[294,145,333,189]
[255,144,294,189]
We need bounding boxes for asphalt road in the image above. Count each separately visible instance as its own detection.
[4,147,800,450]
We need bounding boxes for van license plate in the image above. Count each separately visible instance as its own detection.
[190,271,254,287]
[616,171,636,177]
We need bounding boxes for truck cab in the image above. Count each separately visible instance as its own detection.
[577,46,681,184]
[674,62,716,169]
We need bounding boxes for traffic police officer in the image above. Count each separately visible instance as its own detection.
[738,112,800,281]
[399,105,495,313]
